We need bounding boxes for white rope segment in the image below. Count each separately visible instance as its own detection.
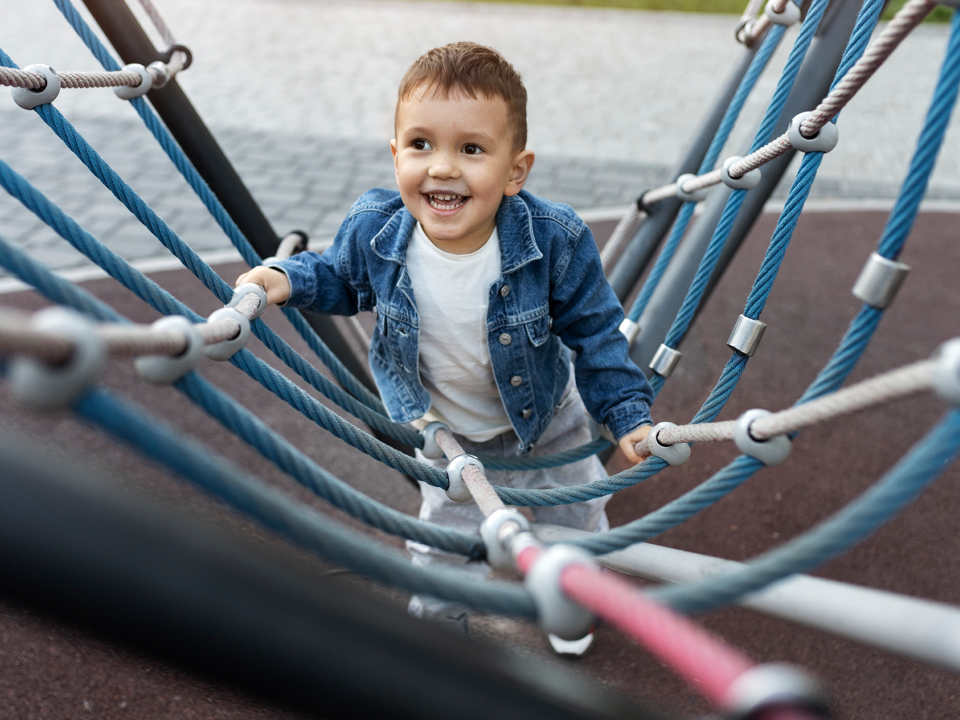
[0,292,260,363]
[640,0,936,208]
[599,205,644,273]
[634,358,938,455]
[434,427,507,516]
[0,57,185,93]
[737,0,788,46]
[137,0,178,47]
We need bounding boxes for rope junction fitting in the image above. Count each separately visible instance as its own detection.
[631,356,943,460]
[629,0,936,213]
[3,50,189,108]
[0,289,264,371]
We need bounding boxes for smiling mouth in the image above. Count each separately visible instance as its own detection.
[425,193,468,210]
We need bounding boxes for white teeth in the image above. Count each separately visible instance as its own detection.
[427,193,466,210]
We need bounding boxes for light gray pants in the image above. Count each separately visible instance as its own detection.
[407,381,609,632]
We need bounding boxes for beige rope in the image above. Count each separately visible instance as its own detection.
[634,359,937,456]
[434,428,506,517]
[640,0,935,206]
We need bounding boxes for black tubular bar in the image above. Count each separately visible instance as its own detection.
[607,35,763,301]
[628,0,862,373]
[80,0,413,456]
[0,431,668,720]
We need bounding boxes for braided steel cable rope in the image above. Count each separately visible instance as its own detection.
[49,0,388,417]
[0,230,487,558]
[73,387,533,615]
[0,202,512,557]
[564,5,960,555]
[0,45,422,450]
[651,409,960,614]
[626,21,789,325]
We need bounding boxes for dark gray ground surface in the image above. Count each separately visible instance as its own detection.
[0,210,959,719]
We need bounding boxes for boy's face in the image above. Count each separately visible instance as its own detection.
[391,86,534,255]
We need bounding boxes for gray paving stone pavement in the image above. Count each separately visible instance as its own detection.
[1,0,958,278]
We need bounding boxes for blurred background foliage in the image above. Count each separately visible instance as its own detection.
[442,0,953,21]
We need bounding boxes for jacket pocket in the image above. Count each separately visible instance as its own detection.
[524,309,552,347]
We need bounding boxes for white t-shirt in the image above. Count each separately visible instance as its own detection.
[405,223,512,442]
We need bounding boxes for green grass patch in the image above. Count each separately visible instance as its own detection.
[436,0,954,21]
[881,0,953,22]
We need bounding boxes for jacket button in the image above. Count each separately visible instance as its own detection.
[500,285,510,297]
[510,375,523,387]
[521,408,532,419]
[499,332,512,346]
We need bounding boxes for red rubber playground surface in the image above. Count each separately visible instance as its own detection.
[0,208,958,719]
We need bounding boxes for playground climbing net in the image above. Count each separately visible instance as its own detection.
[2,0,960,716]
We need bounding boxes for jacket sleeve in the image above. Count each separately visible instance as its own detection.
[549,223,654,440]
[272,212,372,317]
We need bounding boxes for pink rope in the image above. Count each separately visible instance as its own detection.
[561,563,751,702]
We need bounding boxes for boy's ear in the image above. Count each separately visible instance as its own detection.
[504,149,535,197]
[390,139,400,185]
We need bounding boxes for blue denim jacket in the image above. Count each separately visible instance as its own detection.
[277,188,654,451]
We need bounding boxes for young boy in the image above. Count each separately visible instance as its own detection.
[237,42,654,650]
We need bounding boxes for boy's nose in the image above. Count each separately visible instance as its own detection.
[428,153,461,179]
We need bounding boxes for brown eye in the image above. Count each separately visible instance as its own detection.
[463,144,482,155]
[412,139,431,151]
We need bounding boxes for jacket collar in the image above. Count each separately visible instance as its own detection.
[496,193,543,274]
[370,193,543,273]
[370,205,417,264]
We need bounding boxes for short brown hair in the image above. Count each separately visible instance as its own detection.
[396,42,527,152]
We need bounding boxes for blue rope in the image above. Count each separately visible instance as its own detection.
[0,154,444,483]
[74,387,533,616]
[0,230,486,557]
[0,42,420,449]
[565,4,959,553]
[661,0,832,351]
[49,0,388,417]
[627,23,788,323]
[651,410,960,614]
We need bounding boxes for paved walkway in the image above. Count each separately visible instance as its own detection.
[1,0,958,277]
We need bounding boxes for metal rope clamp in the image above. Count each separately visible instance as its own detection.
[727,315,767,356]
[787,112,839,154]
[764,0,801,25]
[525,544,596,641]
[933,338,960,407]
[229,283,269,320]
[479,508,531,570]
[114,63,153,100]
[650,343,682,378]
[445,454,482,503]
[675,174,709,203]
[646,422,692,466]
[852,252,909,309]
[134,316,204,384]
[734,409,791,466]
[619,317,640,346]
[419,421,449,460]
[720,156,761,190]
[203,307,251,361]
[724,663,829,720]
[8,307,106,411]
[11,64,61,110]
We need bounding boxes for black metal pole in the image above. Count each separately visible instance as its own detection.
[80,0,412,456]
[628,0,862,374]
[0,433,667,720]
[608,39,762,301]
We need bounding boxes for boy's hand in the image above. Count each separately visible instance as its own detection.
[618,424,653,465]
[235,266,291,306]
